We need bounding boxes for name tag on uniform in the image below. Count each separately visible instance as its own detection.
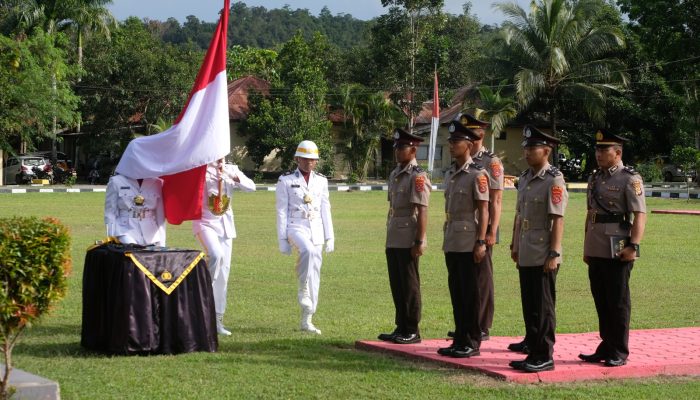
[291,184,300,188]
[120,186,129,189]
[607,186,620,191]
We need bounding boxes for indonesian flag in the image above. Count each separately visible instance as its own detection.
[427,70,439,174]
[115,0,231,225]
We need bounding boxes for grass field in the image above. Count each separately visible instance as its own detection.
[1,190,699,399]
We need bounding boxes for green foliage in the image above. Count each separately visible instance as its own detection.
[494,0,628,130]
[634,160,662,182]
[671,146,699,172]
[227,45,278,82]
[0,215,71,399]
[241,32,333,171]
[472,79,518,141]
[0,30,79,153]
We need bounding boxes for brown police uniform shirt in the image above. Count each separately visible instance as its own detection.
[386,159,431,248]
[515,163,568,267]
[443,158,490,253]
[473,146,505,191]
[583,162,646,259]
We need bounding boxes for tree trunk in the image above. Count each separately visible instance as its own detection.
[1,337,12,400]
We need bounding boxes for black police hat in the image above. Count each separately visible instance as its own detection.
[522,125,560,148]
[448,114,482,142]
[594,128,628,147]
[393,128,424,147]
[459,112,489,130]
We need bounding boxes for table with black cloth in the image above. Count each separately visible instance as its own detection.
[81,243,218,355]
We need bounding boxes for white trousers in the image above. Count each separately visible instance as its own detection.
[196,228,233,315]
[287,226,323,314]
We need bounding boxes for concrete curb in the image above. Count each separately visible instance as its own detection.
[0,364,59,399]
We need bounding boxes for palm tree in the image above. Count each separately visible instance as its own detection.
[339,84,405,181]
[494,0,629,153]
[471,79,519,152]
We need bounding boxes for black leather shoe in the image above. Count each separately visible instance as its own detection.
[604,357,627,367]
[438,345,479,358]
[509,359,527,370]
[447,330,455,338]
[522,359,554,372]
[393,333,421,344]
[507,340,529,354]
[378,329,399,342]
[481,331,490,341]
[578,352,606,363]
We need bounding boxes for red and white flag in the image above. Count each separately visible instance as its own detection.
[427,70,439,174]
[115,0,231,225]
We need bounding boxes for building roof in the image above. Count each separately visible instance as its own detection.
[228,75,271,121]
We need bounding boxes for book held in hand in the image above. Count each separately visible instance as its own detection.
[610,235,639,258]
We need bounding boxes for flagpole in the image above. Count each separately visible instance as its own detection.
[428,66,439,180]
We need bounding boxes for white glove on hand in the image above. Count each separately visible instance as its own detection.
[279,240,292,255]
[325,239,335,253]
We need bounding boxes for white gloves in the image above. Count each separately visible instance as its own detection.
[325,239,335,253]
[279,239,292,255]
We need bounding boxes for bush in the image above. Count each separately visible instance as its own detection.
[0,216,71,399]
[635,161,662,182]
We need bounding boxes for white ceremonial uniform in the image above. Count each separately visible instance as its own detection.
[276,168,334,316]
[194,164,255,317]
[104,175,166,246]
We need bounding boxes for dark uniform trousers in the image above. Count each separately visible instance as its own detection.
[445,252,481,349]
[476,243,494,334]
[518,265,557,361]
[385,248,421,335]
[587,257,633,360]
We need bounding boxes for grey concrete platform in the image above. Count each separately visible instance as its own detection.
[0,364,59,399]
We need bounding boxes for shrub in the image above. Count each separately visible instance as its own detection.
[635,161,662,182]
[0,217,71,399]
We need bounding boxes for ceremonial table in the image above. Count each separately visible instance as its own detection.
[81,243,218,355]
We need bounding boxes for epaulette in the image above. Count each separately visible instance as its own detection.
[314,171,326,178]
[520,169,528,177]
[623,166,638,175]
[546,166,561,177]
[412,165,424,173]
[470,163,485,170]
[483,149,496,158]
[278,170,294,180]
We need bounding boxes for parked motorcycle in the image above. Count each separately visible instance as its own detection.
[53,164,77,184]
[559,155,583,182]
[31,165,54,184]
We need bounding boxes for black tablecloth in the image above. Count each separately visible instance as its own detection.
[81,244,218,355]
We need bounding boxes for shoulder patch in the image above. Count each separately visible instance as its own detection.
[546,166,562,177]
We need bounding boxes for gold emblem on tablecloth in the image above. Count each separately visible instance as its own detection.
[160,270,173,281]
[303,194,313,204]
[208,193,230,215]
[133,194,145,206]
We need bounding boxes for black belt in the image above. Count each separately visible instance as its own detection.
[590,213,626,224]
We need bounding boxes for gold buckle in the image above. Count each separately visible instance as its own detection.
[521,219,530,231]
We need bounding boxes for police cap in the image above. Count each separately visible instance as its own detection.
[393,128,424,148]
[594,128,628,147]
[522,125,560,148]
[448,114,482,142]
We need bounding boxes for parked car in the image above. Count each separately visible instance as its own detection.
[3,155,48,185]
[660,156,697,182]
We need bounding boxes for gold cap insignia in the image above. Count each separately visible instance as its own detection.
[596,131,604,141]
[460,115,469,125]
[160,270,172,281]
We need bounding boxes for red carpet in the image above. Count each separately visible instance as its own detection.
[651,209,700,215]
[356,327,700,383]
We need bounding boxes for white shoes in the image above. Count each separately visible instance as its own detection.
[216,313,232,336]
[301,311,321,335]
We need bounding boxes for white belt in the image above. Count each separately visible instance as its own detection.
[290,210,319,220]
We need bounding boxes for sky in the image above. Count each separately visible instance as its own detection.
[108,0,532,26]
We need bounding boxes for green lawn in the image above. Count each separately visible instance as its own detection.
[1,190,699,399]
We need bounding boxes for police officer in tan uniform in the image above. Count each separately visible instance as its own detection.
[437,117,489,358]
[579,129,646,367]
[465,113,504,340]
[509,125,568,373]
[378,129,430,345]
